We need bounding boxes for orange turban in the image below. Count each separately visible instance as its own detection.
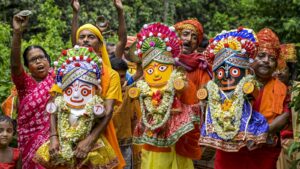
[257,28,280,59]
[174,18,204,43]
[126,36,137,48]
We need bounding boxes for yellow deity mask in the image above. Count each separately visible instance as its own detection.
[144,61,173,87]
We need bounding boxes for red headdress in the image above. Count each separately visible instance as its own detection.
[174,18,204,43]
[135,22,181,68]
[257,28,280,59]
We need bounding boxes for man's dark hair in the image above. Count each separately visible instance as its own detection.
[22,45,51,67]
[110,56,128,71]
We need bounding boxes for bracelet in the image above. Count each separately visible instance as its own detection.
[50,134,58,138]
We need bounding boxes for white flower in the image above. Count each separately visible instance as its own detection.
[169,26,175,32]
[166,46,172,51]
[74,45,80,50]
[54,61,58,66]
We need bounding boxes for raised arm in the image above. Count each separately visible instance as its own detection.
[11,15,28,76]
[71,0,80,46]
[113,0,127,58]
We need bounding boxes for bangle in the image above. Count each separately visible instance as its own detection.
[50,134,58,138]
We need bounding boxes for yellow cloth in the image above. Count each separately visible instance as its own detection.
[141,146,194,169]
[112,86,141,140]
[100,63,125,169]
[76,23,111,68]
[35,134,118,169]
[101,63,123,103]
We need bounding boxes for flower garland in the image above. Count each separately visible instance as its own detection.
[206,75,255,140]
[137,69,184,130]
[55,95,103,162]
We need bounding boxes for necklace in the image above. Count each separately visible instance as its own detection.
[137,69,185,130]
[207,75,255,140]
[55,95,103,161]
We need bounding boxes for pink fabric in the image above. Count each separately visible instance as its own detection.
[12,69,54,169]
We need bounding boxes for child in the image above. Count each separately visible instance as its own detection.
[0,114,21,169]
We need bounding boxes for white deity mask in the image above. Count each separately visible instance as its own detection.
[63,80,95,109]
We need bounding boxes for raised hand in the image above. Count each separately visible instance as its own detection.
[71,0,80,12]
[113,0,123,10]
[12,14,29,33]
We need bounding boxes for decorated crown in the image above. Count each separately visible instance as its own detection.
[203,27,259,71]
[54,46,102,90]
[135,22,181,67]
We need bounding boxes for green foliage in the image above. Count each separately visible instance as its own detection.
[0,22,12,103]
[0,0,299,105]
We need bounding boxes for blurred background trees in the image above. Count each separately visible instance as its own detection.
[0,0,300,103]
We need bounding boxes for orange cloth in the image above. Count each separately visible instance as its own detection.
[187,68,211,90]
[174,19,204,43]
[126,36,137,48]
[1,86,18,119]
[175,78,202,160]
[101,64,125,169]
[259,78,287,123]
[257,28,280,58]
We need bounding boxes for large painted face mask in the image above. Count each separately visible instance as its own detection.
[53,46,103,107]
[63,80,96,108]
[144,61,174,87]
[214,62,247,91]
[213,48,249,91]
[203,27,259,91]
[135,22,181,88]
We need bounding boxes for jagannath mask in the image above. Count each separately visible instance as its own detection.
[135,23,181,88]
[54,46,103,108]
[204,27,259,91]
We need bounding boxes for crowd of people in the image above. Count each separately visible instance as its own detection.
[0,0,299,169]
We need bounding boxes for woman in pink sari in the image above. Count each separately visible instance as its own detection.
[11,14,53,169]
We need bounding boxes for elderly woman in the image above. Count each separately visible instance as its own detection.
[11,14,53,169]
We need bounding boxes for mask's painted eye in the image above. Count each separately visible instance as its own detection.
[81,88,91,96]
[216,69,224,79]
[146,68,154,75]
[65,87,73,96]
[230,67,241,77]
[158,65,168,72]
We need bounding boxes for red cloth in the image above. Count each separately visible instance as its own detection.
[0,148,20,169]
[257,28,280,58]
[215,146,281,169]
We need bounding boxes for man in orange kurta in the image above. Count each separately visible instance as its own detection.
[214,28,290,169]
[174,19,212,161]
